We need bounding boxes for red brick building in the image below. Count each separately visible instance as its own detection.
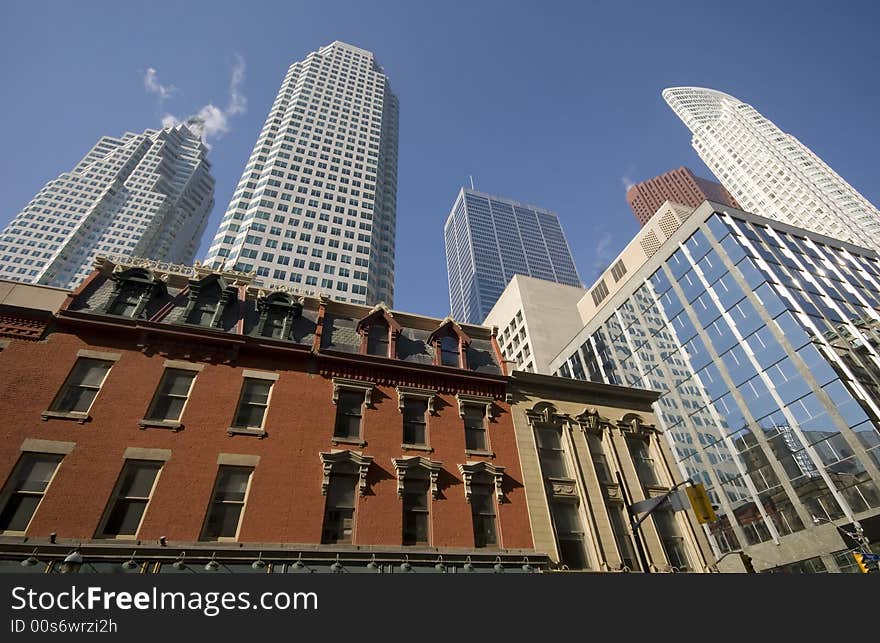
[0,258,542,573]
[626,166,739,226]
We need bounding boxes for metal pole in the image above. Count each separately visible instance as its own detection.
[616,471,652,574]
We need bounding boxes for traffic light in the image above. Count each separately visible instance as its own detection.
[852,552,874,574]
[739,551,756,574]
[686,483,718,524]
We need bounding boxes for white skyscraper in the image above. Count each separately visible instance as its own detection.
[205,41,399,306]
[0,124,215,289]
[663,86,880,251]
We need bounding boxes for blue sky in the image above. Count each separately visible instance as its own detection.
[1,0,878,319]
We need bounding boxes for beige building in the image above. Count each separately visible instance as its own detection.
[484,275,586,374]
[508,370,715,572]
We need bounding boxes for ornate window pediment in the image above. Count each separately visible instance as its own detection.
[319,450,374,496]
[617,413,656,437]
[525,402,571,427]
[396,386,436,414]
[575,407,609,432]
[455,393,494,420]
[332,377,375,407]
[458,461,505,503]
[392,456,443,500]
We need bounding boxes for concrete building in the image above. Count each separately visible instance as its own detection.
[204,41,399,306]
[550,200,880,572]
[445,188,581,325]
[483,274,586,374]
[508,371,713,572]
[664,87,880,253]
[0,125,214,290]
[626,166,738,226]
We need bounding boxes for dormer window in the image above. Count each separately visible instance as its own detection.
[440,335,460,367]
[428,318,471,369]
[366,323,389,356]
[256,293,303,340]
[356,303,400,359]
[104,269,164,319]
[187,283,220,325]
[182,275,237,329]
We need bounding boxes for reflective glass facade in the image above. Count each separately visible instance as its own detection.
[444,189,582,324]
[554,206,880,571]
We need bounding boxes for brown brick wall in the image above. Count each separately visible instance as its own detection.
[0,326,532,552]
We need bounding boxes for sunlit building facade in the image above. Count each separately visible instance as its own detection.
[204,41,399,306]
[664,86,880,253]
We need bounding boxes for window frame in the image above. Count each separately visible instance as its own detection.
[0,452,64,535]
[44,356,114,420]
[141,368,197,428]
[228,375,275,437]
[200,465,254,542]
[95,459,163,539]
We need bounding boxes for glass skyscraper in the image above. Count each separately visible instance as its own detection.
[0,125,214,289]
[550,201,880,572]
[444,188,581,324]
[204,41,399,306]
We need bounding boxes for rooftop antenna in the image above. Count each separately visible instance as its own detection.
[468,175,475,190]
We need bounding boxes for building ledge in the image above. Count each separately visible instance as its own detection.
[465,449,495,458]
[227,427,267,438]
[139,419,183,431]
[41,410,89,424]
[401,443,433,453]
[331,436,366,447]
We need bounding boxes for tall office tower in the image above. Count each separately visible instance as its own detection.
[551,200,880,572]
[204,41,399,306]
[445,188,582,325]
[664,86,880,252]
[0,125,214,289]
[626,166,738,226]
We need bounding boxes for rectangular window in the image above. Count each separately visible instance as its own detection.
[366,324,389,357]
[321,473,357,543]
[0,453,63,533]
[334,390,364,439]
[551,501,587,569]
[202,466,253,540]
[627,439,660,487]
[49,358,112,414]
[536,427,568,478]
[232,378,273,429]
[98,460,162,537]
[402,478,430,545]
[464,405,487,451]
[403,398,428,446]
[470,479,498,547]
[145,369,196,422]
